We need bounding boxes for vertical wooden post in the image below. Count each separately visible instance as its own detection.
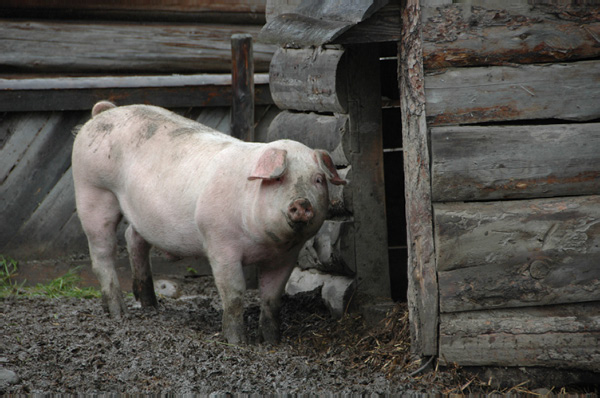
[231,34,255,142]
[346,44,391,300]
[399,0,438,356]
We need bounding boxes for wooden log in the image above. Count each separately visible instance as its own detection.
[230,34,255,142]
[266,111,350,166]
[431,123,600,202]
[0,74,272,112]
[435,195,600,312]
[440,302,600,371]
[1,0,267,24]
[425,60,600,125]
[0,20,275,73]
[400,0,438,356]
[332,1,402,44]
[269,47,348,113]
[422,4,600,69]
[298,220,356,275]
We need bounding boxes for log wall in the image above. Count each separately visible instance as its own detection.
[420,0,600,371]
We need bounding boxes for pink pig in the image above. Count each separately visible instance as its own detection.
[72,101,346,344]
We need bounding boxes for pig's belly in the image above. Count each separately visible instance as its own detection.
[117,194,206,257]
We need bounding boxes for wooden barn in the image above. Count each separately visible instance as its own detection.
[1,0,600,383]
[262,0,600,381]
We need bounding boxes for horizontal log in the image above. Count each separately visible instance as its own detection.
[267,111,350,165]
[0,20,275,73]
[435,196,600,312]
[298,219,356,275]
[425,60,600,125]
[440,302,600,371]
[431,123,600,202]
[269,47,348,113]
[0,74,272,112]
[422,4,600,69]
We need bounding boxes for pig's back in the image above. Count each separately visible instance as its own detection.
[72,105,248,255]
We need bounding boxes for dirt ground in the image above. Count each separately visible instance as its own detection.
[0,275,596,395]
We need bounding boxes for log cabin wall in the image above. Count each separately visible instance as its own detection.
[261,0,411,302]
[0,1,280,262]
[420,0,600,371]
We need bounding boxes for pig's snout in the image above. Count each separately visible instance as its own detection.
[287,198,314,225]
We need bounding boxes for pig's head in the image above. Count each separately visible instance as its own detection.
[247,140,347,247]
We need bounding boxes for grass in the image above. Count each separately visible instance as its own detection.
[0,255,101,299]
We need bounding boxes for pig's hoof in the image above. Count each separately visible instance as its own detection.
[223,325,247,346]
[259,322,281,345]
[101,295,129,318]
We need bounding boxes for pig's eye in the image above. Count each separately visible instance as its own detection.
[315,175,324,185]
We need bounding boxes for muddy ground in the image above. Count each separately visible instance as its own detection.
[0,275,596,395]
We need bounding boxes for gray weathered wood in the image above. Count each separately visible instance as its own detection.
[231,34,255,142]
[267,111,350,166]
[298,220,356,275]
[400,0,438,357]
[259,0,389,46]
[422,4,600,69]
[345,44,390,300]
[0,112,87,249]
[0,20,275,73]
[431,123,600,202]
[331,1,401,44]
[269,47,348,113]
[425,60,600,125]
[0,74,272,112]
[435,195,600,312]
[440,302,600,371]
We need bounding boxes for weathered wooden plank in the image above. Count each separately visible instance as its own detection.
[435,196,600,312]
[0,112,86,249]
[422,4,600,69]
[267,111,350,166]
[431,123,600,202]
[230,34,255,142]
[440,302,600,371]
[269,47,348,113]
[425,60,600,125]
[400,0,438,357]
[0,113,53,183]
[0,74,272,112]
[331,1,401,44]
[346,44,390,301]
[259,0,390,46]
[4,168,78,260]
[0,20,275,73]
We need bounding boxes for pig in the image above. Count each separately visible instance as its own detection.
[72,101,347,344]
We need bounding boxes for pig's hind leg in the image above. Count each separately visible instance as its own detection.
[76,187,127,317]
[125,225,158,308]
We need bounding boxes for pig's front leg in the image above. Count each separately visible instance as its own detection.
[210,256,248,345]
[258,262,296,344]
[125,225,158,308]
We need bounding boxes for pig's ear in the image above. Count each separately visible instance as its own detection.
[248,148,288,181]
[313,150,347,185]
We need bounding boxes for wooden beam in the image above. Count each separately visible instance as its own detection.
[435,195,600,312]
[400,0,438,357]
[0,74,272,112]
[425,60,600,125]
[332,1,402,44]
[431,123,600,202]
[0,20,275,74]
[267,111,350,166]
[422,4,600,69]
[440,302,600,371]
[230,34,255,142]
[269,47,348,113]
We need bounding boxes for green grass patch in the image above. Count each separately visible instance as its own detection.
[0,255,101,299]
